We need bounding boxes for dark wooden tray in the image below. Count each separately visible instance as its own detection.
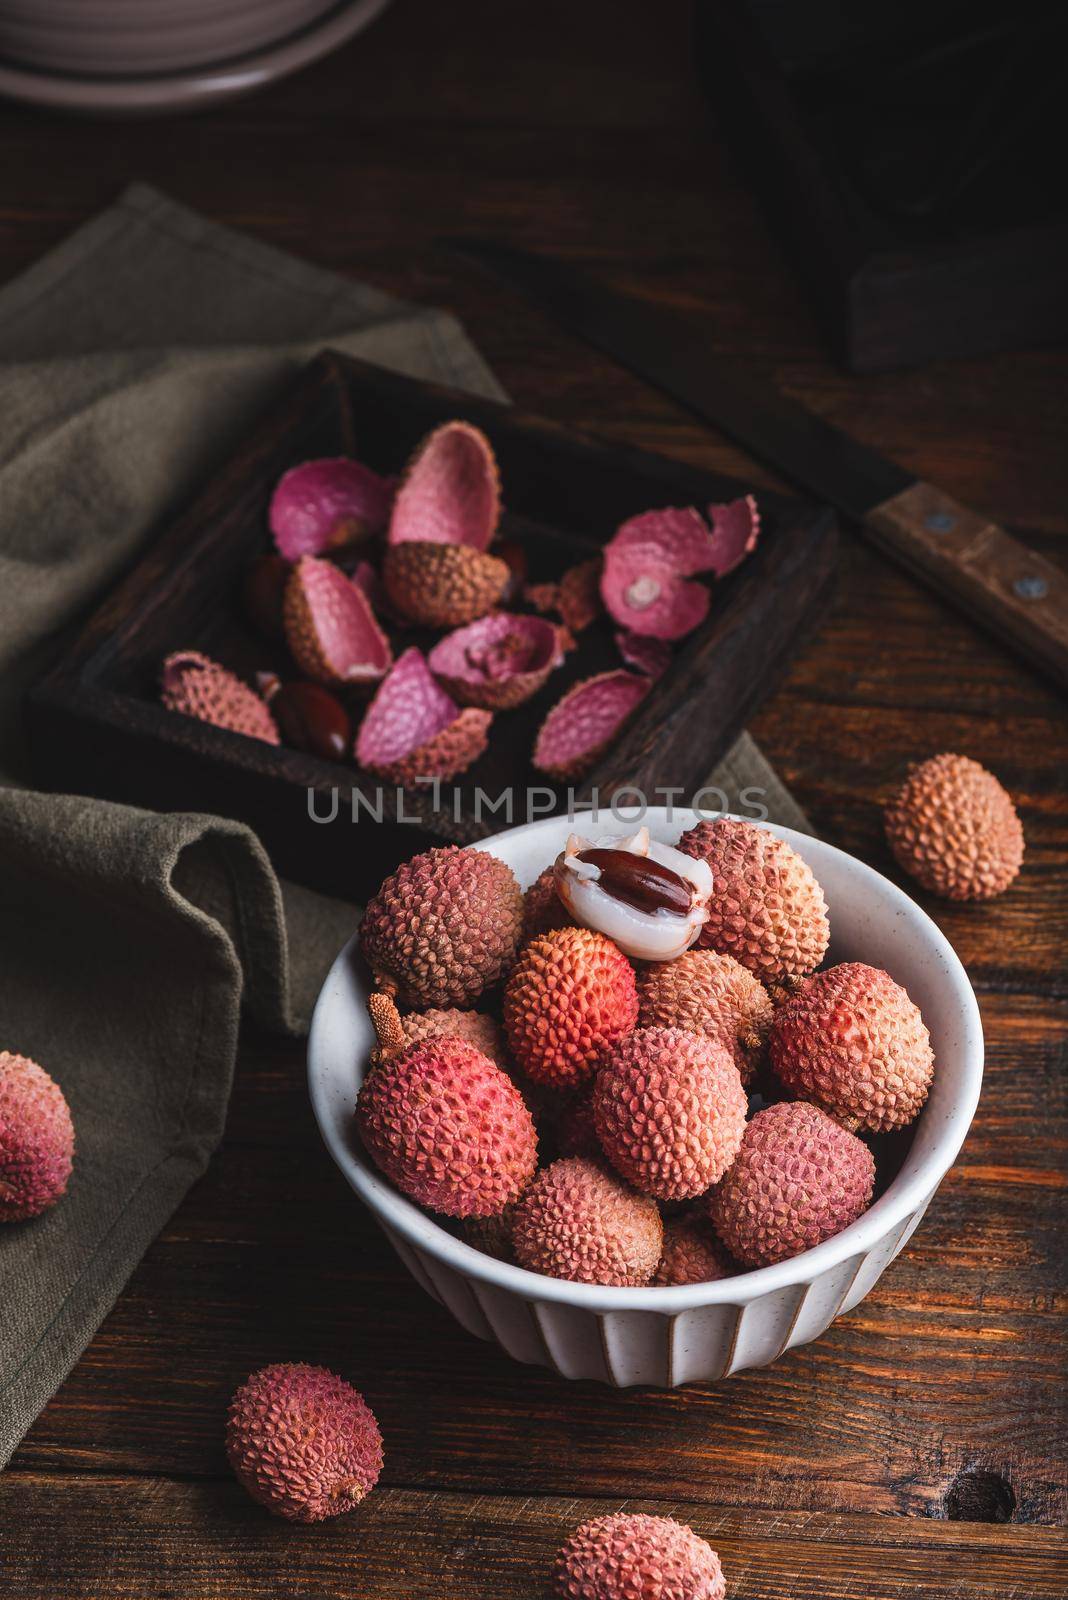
[26,350,836,901]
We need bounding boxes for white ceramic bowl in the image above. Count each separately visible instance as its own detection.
[308,810,983,1387]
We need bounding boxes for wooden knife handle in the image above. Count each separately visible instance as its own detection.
[865,481,1068,688]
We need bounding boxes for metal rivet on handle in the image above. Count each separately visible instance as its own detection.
[925,511,956,534]
[1014,574,1049,601]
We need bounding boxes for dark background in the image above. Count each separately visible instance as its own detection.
[1,2,1066,1596]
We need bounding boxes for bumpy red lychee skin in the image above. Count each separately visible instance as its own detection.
[382,542,509,628]
[708,1101,875,1269]
[554,1089,601,1160]
[652,1218,733,1287]
[160,650,279,744]
[357,1036,538,1218]
[464,1203,519,1262]
[226,1363,383,1522]
[503,927,639,1089]
[0,1052,75,1221]
[512,1158,662,1287]
[593,1028,747,1201]
[552,1513,726,1600]
[521,865,574,944]
[884,752,1024,901]
[677,818,829,985]
[637,948,773,1085]
[770,962,934,1133]
[360,846,523,1010]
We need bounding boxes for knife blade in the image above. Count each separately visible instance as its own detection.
[449,237,1068,688]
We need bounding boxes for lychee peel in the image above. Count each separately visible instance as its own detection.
[428,612,563,709]
[653,1218,733,1287]
[770,961,934,1133]
[0,1052,75,1221]
[512,1157,662,1287]
[388,420,500,550]
[553,1089,601,1160]
[637,948,773,1084]
[708,1100,875,1268]
[705,494,760,577]
[678,818,829,985]
[533,670,650,782]
[615,628,672,680]
[503,926,638,1089]
[356,1035,538,1217]
[367,992,506,1069]
[600,506,717,641]
[593,1027,747,1200]
[521,865,574,944]
[226,1363,383,1522]
[557,557,604,632]
[382,541,509,628]
[355,648,491,785]
[160,650,279,744]
[360,844,523,1009]
[552,1513,726,1600]
[283,556,391,685]
[884,752,1023,901]
[269,457,394,560]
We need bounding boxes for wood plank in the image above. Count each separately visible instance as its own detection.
[1,1480,1065,1600]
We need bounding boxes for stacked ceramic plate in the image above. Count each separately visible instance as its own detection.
[0,0,391,113]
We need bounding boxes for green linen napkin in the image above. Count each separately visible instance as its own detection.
[0,183,809,1468]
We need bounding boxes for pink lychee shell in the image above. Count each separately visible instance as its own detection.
[160,650,279,744]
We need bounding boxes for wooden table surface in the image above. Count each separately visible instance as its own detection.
[1,3,1066,1596]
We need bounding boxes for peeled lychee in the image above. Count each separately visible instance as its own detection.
[503,927,638,1089]
[552,1513,726,1600]
[678,818,829,986]
[367,992,506,1071]
[637,949,773,1084]
[283,556,391,685]
[708,1100,875,1268]
[269,457,394,560]
[356,1036,538,1218]
[884,752,1024,901]
[226,1363,383,1522]
[160,650,279,744]
[653,1218,733,1286]
[512,1157,662,1286]
[0,1052,75,1221]
[533,670,650,782]
[593,1028,747,1200]
[360,845,523,1009]
[770,962,934,1133]
[355,648,491,786]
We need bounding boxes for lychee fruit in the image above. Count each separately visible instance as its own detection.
[533,670,650,783]
[637,948,774,1084]
[708,1100,875,1268]
[283,555,392,685]
[653,1218,733,1287]
[552,1513,726,1600]
[677,818,829,986]
[160,650,279,744]
[367,992,506,1069]
[269,457,394,560]
[503,926,638,1089]
[770,961,934,1133]
[0,1052,75,1221]
[464,1204,519,1262]
[521,865,574,944]
[512,1157,662,1287]
[357,1035,537,1218]
[382,541,509,629]
[360,845,523,1009]
[593,1028,747,1200]
[428,612,564,709]
[884,752,1024,901]
[226,1363,383,1522]
[355,647,491,786]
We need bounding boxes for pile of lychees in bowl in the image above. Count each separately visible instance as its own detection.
[311,801,987,1384]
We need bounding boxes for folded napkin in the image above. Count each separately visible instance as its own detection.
[0,184,809,1467]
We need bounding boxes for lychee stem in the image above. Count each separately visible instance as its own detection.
[368,992,407,1059]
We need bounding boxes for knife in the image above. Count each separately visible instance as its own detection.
[449,238,1068,688]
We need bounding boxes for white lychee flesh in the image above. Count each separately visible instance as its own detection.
[553,827,712,961]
